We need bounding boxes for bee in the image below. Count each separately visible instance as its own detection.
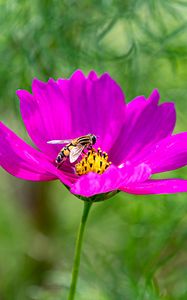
[47,134,97,166]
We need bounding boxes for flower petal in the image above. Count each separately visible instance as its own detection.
[17,80,72,158]
[87,70,98,80]
[120,162,152,184]
[18,70,126,157]
[109,90,176,165]
[121,179,187,195]
[0,122,72,185]
[70,163,151,197]
[139,132,187,173]
[58,70,126,151]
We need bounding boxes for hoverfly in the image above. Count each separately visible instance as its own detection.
[47,134,97,166]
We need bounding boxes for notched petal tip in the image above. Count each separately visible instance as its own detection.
[16,89,33,102]
[70,69,86,81]
[48,78,57,85]
[99,72,115,82]
[148,89,160,104]
[98,72,126,103]
[88,70,98,80]
[32,77,48,93]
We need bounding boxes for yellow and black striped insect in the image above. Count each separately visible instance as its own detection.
[47,134,97,166]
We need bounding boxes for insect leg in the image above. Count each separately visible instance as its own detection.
[87,145,93,150]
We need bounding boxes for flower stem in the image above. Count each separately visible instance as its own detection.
[68,201,92,300]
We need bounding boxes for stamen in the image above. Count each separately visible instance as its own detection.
[75,148,111,176]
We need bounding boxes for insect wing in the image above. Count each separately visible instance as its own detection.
[69,145,84,163]
[47,139,72,145]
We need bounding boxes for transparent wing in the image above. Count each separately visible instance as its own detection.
[69,145,84,163]
[47,139,72,145]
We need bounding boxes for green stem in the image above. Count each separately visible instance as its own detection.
[68,201,92,300]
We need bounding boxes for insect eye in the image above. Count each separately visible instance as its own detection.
[92,135,97,145]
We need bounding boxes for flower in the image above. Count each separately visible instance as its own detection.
[1,70,187,200]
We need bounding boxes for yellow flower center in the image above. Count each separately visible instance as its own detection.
[75,148,111,175]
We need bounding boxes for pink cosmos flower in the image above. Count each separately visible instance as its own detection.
[1,70,187,199]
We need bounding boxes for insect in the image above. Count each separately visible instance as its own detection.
[47,134,97,166]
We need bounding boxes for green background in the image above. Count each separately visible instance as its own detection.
[0,1,187,299]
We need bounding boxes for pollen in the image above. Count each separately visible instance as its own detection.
[75,148,111,175]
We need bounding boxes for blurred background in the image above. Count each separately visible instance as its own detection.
[0,0,187,299]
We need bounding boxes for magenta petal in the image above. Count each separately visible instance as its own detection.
[148,89,160,104]
[70,163,151,197]
[18,70,126,157]
[87,70,98,80]
[70,165,121,197]
[121,179,187,195]
[0,122,71,185]
[17,79,72,158]
[109,90,176,165]
[58,70,126,151]
[120,162,152,184]
[140,132,187,173]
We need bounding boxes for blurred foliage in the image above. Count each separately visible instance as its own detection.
[1,0,187,299]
